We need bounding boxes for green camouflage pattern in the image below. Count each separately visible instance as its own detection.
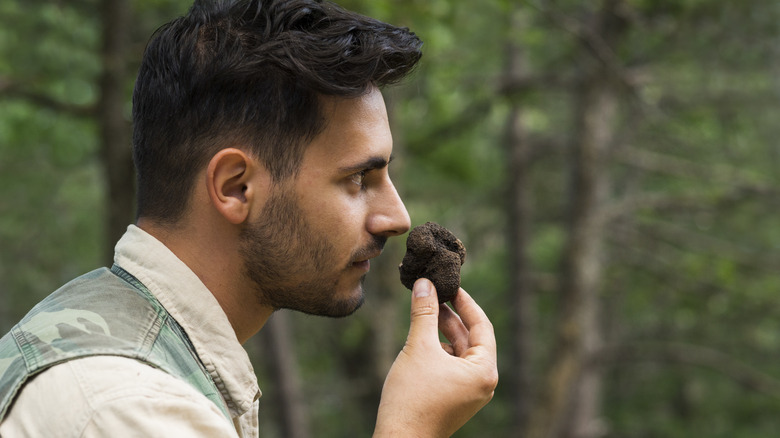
[0,265,230,421]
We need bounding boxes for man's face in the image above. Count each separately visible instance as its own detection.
[240,88,411,317]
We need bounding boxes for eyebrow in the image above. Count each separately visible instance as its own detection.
[338,155,394,174]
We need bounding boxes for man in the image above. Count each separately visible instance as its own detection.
[0,0,498,436]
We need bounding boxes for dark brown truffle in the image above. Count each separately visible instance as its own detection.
[399,222,467,304]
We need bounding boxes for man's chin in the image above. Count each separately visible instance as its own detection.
[263,275,368,317]
[320,290,365,318]
[320,275,367,318]
[287,298,364,318]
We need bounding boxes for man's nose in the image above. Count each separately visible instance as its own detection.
[367,180,411,237]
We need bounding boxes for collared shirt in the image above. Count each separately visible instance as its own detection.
[0,225,261,437]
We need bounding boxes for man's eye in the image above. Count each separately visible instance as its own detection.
[349,170,367,187]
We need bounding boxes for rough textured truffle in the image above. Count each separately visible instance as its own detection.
[399,222,467,304]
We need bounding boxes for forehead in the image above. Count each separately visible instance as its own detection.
[302,88,392,171]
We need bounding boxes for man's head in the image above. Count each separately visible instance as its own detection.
[132,0,422,224]
[132,0,420,323]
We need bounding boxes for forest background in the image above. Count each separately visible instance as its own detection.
[2,0,780,437]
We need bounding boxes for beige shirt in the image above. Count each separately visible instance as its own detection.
[0,225,261,437]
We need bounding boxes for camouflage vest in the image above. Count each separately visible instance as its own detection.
[0,265,230,421]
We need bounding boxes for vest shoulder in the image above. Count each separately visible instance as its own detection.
[10,267,165,372]
[0,266,229,422]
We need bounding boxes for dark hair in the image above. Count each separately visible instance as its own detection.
[132,0,422,224]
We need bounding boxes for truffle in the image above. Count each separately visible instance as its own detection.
[399,222,467,304]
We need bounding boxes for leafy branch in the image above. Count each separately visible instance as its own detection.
[0,76,96,118]
[594,342,780,398]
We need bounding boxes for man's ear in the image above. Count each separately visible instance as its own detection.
[206,148,263,225]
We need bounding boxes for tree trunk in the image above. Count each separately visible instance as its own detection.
[98,0,135,263]
[557,70,616,438]
[527,71,615,438]
[261,312,311,438]
[526,2,623,437]
[505,6,535,434]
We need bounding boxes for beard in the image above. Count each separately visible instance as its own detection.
[239,187,384,317]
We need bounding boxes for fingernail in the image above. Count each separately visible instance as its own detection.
[414,279,431,298]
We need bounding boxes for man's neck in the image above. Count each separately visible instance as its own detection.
[136,217,273,344]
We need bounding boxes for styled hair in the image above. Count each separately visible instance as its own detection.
[132,0,422,224]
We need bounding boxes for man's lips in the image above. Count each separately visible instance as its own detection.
[351,250,382,270]
[352,259,371,270]
[350,235,386,271]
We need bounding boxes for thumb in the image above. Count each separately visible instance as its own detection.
[407,278,440,346]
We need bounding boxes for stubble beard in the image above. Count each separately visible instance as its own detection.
[239,187,367,317]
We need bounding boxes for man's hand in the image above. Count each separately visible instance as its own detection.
[374,278,498,437]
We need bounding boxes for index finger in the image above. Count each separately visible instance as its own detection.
[450,288,496,353]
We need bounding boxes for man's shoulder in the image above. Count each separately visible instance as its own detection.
[42,356,213,403]
[38,266,150,313]
[17,267,155,338]
[5,266,166,373]
[0,267,166,419]
[0,356,235,437]
[0,265,230,423]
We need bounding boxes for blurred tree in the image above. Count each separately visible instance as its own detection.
[518,0,780,437]
[503,3,536,434]
[97,0,135,263]
[527,1,625,436]
[257,312,311,438]
[0,0,104,331]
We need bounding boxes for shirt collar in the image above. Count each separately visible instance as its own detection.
[113,225,261,416]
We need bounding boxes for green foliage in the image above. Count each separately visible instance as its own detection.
[0,0,102,331]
